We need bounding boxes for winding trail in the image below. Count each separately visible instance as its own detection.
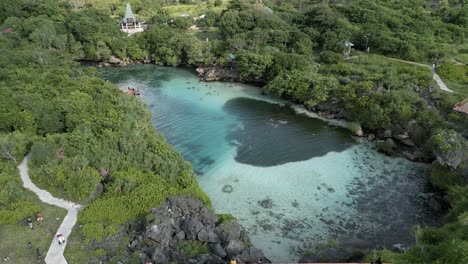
[18,156,82,264]
[345,55,454,93]
[383,58,454,93]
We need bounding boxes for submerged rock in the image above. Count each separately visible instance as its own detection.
[258,198,274,209]
[222,184,234,193]
[377,139,397,154]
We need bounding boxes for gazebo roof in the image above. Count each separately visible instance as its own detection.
[120,3,140,23]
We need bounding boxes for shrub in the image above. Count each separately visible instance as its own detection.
[0,200,41,224]
[319,50,342,64]
[455,54,468,65]
[178,240,209,258]
[431,161,461,189]
[346,122,362,135]
[216,213,237,224]
[81,223,118,243]
[363,249,402,263]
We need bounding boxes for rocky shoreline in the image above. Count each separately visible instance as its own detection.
[127,196,269,264]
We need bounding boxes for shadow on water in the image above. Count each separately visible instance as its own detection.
[97,64,173,87]
[223,98,355,166]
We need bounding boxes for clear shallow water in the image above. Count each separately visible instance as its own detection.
[100,65,440,261]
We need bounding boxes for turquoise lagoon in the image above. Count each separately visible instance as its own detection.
[100,65,439,262]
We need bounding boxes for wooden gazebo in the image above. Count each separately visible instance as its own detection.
[120,3,144,34]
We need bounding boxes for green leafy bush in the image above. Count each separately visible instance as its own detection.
[216,213,237,224]
[178,240,209,258]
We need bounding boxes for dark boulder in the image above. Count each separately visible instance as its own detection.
[239,247,265,263]
[225,240,245,256]
[216,220,242,242]
[127,196,269,263]
[146,223,174,246]
[198,228,220,243]
[210,243,227,258]
[182,217,204,240]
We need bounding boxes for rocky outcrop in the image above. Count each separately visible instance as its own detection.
[128,196,269,264]
[431,130,464,170]
[108,56,122,64]
[196,66,240,82]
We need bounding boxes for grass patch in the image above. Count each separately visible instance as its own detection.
[436,63,468,96]
[431,162,461,189]
[178,240,209,258]
[216,213,237,224]
[342,54,433,89]
[363,249,402,263]
[0,196,66,263]
[64,225,129,264]
[455,54,468,65]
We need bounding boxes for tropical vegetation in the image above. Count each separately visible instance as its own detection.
[0,0,466,263]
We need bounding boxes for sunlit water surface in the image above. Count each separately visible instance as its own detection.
[100,65,440,261]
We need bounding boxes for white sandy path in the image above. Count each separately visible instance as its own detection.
[18,156,82,264]
[385,57,454,93]
[345,56,454,93]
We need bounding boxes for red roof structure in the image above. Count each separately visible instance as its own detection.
[453,99,468,115]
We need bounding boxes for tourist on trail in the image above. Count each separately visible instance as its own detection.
[376,257,383,264]
[57,233,65,246]
[27,218,33,229]
[36,248,41,258]
[230,258,237,264]
[27,242,32,249]
[36,212,43,222]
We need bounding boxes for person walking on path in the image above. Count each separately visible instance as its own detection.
[18,156,83,264]
[27,242,32,249]
[36,248,41,258]
[57,233,65,246]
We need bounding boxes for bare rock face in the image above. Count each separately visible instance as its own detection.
[355,128,364,137]
[383,128,392,138]
[129,196,269,264]
[225,240,245,256]
[108,56,122,64]
[196,66,240,82]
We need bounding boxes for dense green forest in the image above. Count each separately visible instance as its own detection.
[0,0,467,263]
